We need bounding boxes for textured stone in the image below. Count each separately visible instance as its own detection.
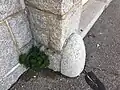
[46,50,61,71]
[27,1,82,51]
[49,1,82,50]
[20,39,33,54]
[0,0,25,21]
[39,45,61,71]
[61,33,86,77]
[0,22,19,79]
[26,0,81,15]
[0,64,26,90]
[0,14,32,88]
[0,0,32,90]
[7,11,32,49]
[82,0,89,5]
[0,1,32,89]
[27,6,61,47]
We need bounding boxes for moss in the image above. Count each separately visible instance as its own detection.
[19,46,49,71]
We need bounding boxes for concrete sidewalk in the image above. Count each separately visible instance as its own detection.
[9,0,120,90]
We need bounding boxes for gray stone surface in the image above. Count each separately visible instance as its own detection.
[0,65,26,90]
[59,1,82,49]
[0,22,19,79]
[61,33,86,77]
[0,0,25,21]
[39,45,61,72]
[47,50,61,71]
[20,39,33,54]
[25,0,81,15]
[9,0,120,90]
[27,6,60,47]
[7,11,32,49]
[27,0,82,51]
[0,12,32,90]
[0,1,32,90]
[50,1,82,51]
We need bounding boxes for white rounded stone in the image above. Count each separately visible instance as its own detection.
[61,33,86,77]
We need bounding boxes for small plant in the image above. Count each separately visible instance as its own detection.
[19,46,49,71]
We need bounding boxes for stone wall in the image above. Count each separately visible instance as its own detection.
[0,0,86,89]
[26,0,82,51]
[0,0,32,90]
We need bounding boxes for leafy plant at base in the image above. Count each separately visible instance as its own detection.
[19,46,49,71]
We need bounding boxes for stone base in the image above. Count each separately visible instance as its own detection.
[44,33,86,77]
[0,64,26,90]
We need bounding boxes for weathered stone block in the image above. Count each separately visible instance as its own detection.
[0,22,19,79]
[7,11,32,49]
[27,6,57,47]
[0,5,32,90]
[26,0,81,15]
[0,1,33,90]
[0,0,25,21]
[0,65,26,90]
[27,0,82,51]
[61,33,86,77]
[20,39,33,54]
[45,49,61,71]
[50,1,82,50]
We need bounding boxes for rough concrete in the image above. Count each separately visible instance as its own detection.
[46,49,61,72]
[0,1,32,90]
[9,0,120,90]
[0,0,25,21]
[25,0,81,15]
[0,22,19,79]
[26,0,82,51]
